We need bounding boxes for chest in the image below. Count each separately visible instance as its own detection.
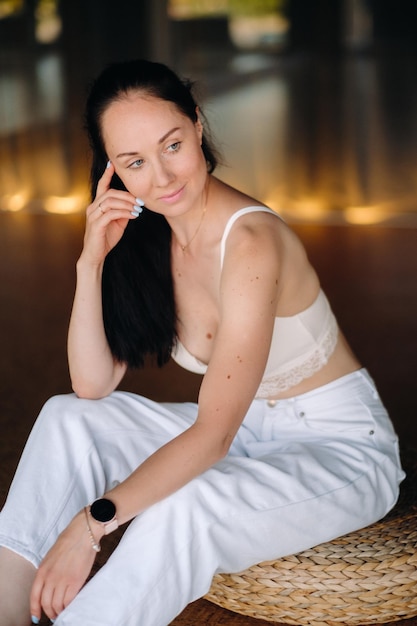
[172,252,221,362]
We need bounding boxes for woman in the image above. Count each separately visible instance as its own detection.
[0,59,404,626]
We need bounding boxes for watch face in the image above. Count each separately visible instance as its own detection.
[90,498,116,523]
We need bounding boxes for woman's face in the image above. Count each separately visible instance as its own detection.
[101,93,207,217]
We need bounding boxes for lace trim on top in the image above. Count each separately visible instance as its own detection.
[255,313,339,398]
[172,301,339,397]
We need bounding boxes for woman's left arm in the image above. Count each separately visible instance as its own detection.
[30,222,281,621]
[103,221,282,522]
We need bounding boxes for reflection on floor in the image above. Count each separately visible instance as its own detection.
[1,46,417,225]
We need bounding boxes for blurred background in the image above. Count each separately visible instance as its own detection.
[0,0,416,225]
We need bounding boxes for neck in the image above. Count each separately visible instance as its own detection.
[175,204,207,253]
[171,176,213,253]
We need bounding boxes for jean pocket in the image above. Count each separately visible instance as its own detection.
[302,396,378,439]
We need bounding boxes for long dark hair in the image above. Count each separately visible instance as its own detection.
[85,59,219,368]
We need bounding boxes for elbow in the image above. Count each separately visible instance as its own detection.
[192,422,236,465]
[72,387,107,401]
[212,433,235,463]
[190,428,231,467]
[69,363,125,400]
[71,379,113,400]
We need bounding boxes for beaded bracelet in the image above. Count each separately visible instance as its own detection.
[84,506,101,552]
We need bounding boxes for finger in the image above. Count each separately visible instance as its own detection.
[94,199,143,221]
[87,191,132,219]
[30,572,44,624]
[63,582,82,611]
[40,582,56,621]
[88,190,141,221]
[95,160,114,198]
[50,583,69,620]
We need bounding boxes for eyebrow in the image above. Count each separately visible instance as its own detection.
[116,127,181,159]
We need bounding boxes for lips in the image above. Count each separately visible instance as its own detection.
[159,185,185,203]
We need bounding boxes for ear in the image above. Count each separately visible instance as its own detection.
[195,107,203,143]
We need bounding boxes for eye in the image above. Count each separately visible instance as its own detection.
[129,159,144,169]
[167,142,181,153]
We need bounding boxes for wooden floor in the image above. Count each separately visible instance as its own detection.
[0,212,416,625]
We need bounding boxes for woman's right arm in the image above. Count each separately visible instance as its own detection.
[68,162,140,398]
[68,258,127,399]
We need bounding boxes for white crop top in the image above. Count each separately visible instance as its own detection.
[171,207,339,398]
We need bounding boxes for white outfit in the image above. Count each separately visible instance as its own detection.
[0,207,405,626]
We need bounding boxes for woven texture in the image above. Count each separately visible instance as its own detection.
[206,450,417,625]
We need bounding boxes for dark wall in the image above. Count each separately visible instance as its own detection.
[370,0,417,50]
[287,0,344,53]
[287,0,417,53]
[60,0,151,83]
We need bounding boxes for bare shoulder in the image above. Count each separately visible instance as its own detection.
[209,178,308,269]
[222,207,301,265]
[220,204,320,316]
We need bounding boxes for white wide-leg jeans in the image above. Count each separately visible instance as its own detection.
[0,369,405,626]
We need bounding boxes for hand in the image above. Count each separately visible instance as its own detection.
[81,161,142,267]
[30,510,101,622]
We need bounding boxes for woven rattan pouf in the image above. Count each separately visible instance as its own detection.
[206,450,417,625]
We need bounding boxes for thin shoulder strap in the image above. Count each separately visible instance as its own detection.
[220,206,280,268]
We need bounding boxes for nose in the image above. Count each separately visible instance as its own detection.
[152,158,174,187]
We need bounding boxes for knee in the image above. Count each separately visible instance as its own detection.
[40,393,81,420]
[35,393,94,437]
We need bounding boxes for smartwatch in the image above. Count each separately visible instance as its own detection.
[90,498,118,534]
